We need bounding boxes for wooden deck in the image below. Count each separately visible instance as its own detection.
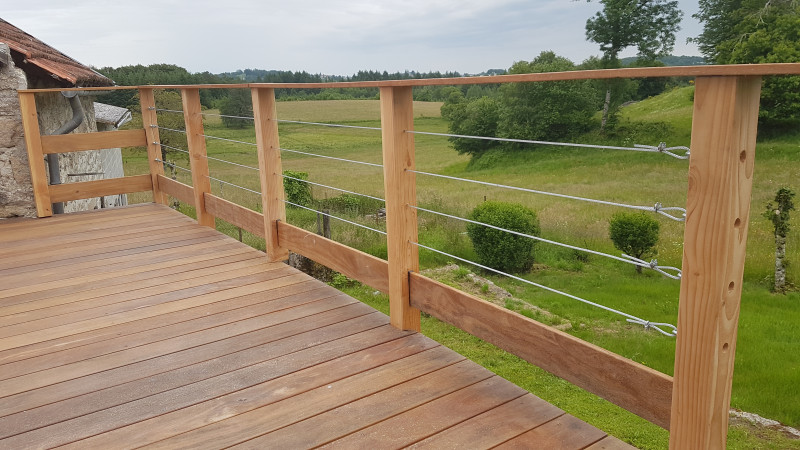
[0,204,633,449]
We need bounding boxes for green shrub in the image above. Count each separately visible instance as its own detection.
[466,201,540,273]
[283,170,312,207]
[608,212,660,273]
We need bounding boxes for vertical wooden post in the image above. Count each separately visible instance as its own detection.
[139,88,168,205]
[181,88,214,228]
[669,76,762,449]
[380,86,421,332]
[18,92,52,217]
[251,87,289,262]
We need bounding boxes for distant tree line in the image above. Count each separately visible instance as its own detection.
[95,65,493,110]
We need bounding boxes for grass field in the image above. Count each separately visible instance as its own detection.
[122,93,800,449]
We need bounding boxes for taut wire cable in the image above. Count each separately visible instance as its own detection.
[411,240,677,337]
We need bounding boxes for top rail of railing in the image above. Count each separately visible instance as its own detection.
[18,63,800,94]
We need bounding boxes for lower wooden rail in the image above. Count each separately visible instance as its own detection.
[158,175,195,206]
[278,221,390,294]
[204,192,263,237]
[40,129,147,154]
[48,175,152,203]
[408,272,674,429]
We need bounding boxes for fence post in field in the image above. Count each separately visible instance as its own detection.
[380,86,421,332]
[139,88,168,205]
[18,92,52,217]
[251,87,289,262]
[669,75,762,449]
[181,88,214,228]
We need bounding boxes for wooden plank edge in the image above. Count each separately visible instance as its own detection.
[204,193,264,237]
[278,221,390,294]
[40,129,147,154]
[48,175,153,203]
[408,271,673,429]
[158,175,196,207]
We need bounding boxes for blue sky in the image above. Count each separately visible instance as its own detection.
[2,0,703,75]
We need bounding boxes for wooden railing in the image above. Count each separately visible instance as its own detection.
[18,63,800,449]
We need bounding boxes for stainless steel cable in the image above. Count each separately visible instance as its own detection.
[280,147,384,168]
[204,155,259,172]
[152,125,186,134]
[411,241,677,337]
[282,175,385,203]
[156,143,190,155]
[155,159,192,174]
[283,200,388,235]
[408,130,690,159]
[205,175,261,196]
[410,204,681,279]
[278,119,381,131]
[200,112,254,121]
[409,169,686,222]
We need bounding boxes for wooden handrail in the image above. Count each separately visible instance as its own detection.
[18,64,791,447]
[16,63,800,93]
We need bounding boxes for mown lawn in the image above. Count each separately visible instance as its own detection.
[122,93,800,449]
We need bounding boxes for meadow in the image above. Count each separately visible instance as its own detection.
[122,90,800,449]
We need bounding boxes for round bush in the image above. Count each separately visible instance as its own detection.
[283,170,312,207]
[466,201,540,273]
[608,212,660,273]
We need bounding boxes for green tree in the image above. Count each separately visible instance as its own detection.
[219,89,254,128]
[608,212,660,274]
[283,170,312,208]
[585,0,683,128]
[693,0,800,130]
[763,188,796,292]
[440,92,502,157]
[466,202,541,273]
[499,52,598,144]
[440,52,599,158]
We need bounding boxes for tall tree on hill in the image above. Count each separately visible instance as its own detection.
[693,0,800,131]
[585,0,683,129]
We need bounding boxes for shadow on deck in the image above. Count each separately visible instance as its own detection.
[0,204,631,449]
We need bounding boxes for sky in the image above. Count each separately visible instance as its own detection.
[2,0,703,76]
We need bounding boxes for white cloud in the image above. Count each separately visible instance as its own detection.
[1,0,702,75]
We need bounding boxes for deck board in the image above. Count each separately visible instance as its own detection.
[0,204,635,449]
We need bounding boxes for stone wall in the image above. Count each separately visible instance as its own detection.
[0,42,34,218]
[1,41,112,218]
[35,92,103,213]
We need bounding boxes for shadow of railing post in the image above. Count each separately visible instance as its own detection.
[379,86,421,332]
[669,75,762,449]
